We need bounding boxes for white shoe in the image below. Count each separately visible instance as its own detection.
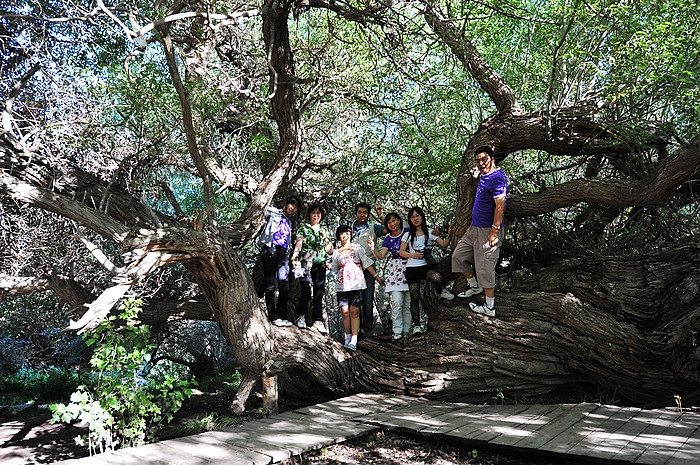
[312,321,328,334]
[469,302,495,317]
[295,316,307,328]
[458,286,483,298]
[439,290,455,300]
[272,318,293,327]
[412,324,427,335]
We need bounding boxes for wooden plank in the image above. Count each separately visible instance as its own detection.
[634,411,692,465]
[502,404,587,449]
[91,441,205,465]
[437,405,557,443]
[561,405,641,460]
[665,423,700,465]
[202,419,379,463]
[51,399,700,465]
[467,405,535,442]
[603,409,668,463]
[358,399,466,433]
[408,405,493,436]
[508,403,599,450]
[487,404,563,446]
[293,393,419,419]
[536,404,607,455]
[157,434,274,465]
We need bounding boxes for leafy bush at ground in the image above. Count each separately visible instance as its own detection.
[50,299,195,454]
[0,366,82,405]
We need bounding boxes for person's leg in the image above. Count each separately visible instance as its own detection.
[310,263,326,323]
[453,228,483,296]
[426,268,444,293]
[470,227,503,316]
[346,290,363,350]
[451,229,475,278]
[338,292,351,345]
[361,269,375,333]
[275,248,291,319]
[408,282,421,328]
[404,267,421,328]
[402,291,412,334]
[350,305,361,336]
[261,248,280,321]
[389,291,404,337]
[296,272,312,327]
[341,305,351,334]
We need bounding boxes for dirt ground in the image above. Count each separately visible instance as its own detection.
[280,429,590,465]
[0,408,86,465]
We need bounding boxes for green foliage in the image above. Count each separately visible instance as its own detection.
[157,412,248,440]
[0,293,90,376]
[50,298,195,454]
[195,368,242,395]
[0,367,81,405]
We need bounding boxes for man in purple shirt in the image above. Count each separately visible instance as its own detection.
[259,195,302,327]
[452,146,508,317]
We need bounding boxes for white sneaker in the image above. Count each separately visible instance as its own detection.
[344,341,357,351]
[311,321,328,334]
[469,302,495,317]
[457,286,483,298]
[272,318,292,327]
[439,290,455,300]
[295,316,307,328]
[412,324,427,335]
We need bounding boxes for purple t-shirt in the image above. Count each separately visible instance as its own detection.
[271,214,292,248]
[381,228,409,259]
[472,168,508,228]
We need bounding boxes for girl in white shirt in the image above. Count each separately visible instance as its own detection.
[399,206,449,334]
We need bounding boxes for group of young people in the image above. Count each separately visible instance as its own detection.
[257,145,508,352]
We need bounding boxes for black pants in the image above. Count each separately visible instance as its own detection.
[297,263,327,323]
[260,245,290,321]
[405,264,443,327]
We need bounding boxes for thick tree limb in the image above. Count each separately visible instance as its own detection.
[422,3,521,115]
[0,273,95,317]
[507,135,700,217]
[0,173,130,242]
[74,232,123,274]
[0,274,51,296]
[1,133,166,232]
[156,7,218,227]
[68,244,191,332]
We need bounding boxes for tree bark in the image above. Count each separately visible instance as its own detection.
[3,2,700,414]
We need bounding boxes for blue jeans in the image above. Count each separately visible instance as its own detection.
[361,269,375,332]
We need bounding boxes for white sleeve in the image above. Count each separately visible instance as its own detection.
[358,245,374,270]
[330,250,339,273]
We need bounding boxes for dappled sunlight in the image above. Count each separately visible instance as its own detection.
[31,394,700,464]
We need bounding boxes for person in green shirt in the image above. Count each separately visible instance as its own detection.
[291,202,334,333]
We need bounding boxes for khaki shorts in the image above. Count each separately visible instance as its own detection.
[451,226,503,289]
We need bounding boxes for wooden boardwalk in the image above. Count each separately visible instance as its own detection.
[54,393,700,464]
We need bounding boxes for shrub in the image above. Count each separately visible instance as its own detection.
[0,366,81,405]
[50,298,195,454]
